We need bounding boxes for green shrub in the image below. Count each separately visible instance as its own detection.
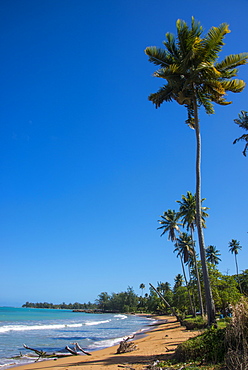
[174,327,226,364]
[181,316,208,330]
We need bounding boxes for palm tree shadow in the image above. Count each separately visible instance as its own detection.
[70,352,172,368]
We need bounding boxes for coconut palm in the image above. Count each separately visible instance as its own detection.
[139,283,145,297]
[229,239,242,292]
[176,232,194,264]
[174,233,195,315]
[177,191,208,316]
[158,210,194,315]
[158,282,171,294]
[157,209,181,241]
[174,273,184,290]
[206,245,221,266]
[233,111,248,156]
[177,191,209,231]
[145,18,248,325]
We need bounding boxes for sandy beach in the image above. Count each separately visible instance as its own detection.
[12,316,201,370]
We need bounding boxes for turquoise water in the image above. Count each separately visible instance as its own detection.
[0,307,152,368]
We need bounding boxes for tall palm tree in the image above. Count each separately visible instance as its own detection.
[177,191,208,316]
[158,210,194,315]
[233,111,248,156]
[175,232,195,315]
[175,232,194,264]
[145,18,248,325]
[174,273,184,290]
[177,191,209,231]
[229,239,242,292]
[157,209,181,242]
[206,245,221,266]
[157,281,171,294]
[139,283,145,297]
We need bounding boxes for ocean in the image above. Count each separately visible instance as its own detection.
[0,307,153,368]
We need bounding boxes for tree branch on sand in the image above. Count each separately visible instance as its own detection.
[23,343,91,362]
[116,335,137,354]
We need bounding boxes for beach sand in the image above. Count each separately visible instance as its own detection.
[12,316,201,370]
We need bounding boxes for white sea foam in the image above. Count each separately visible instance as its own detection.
[90,336,125,349]
[114,314,127,320]
[84,319,111,326]
[0,322,83,333]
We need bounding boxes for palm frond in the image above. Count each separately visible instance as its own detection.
[154,64,181,78]
[148,85,174,108]
[197,91,215,114]
[233,134,248,144]
[145,46,173,67]
[234,111,248,129]
[163,32,180,60]
[199,23,230,63]
[221,79,246,93]
[176,17,203,60]
[215,53,248,71]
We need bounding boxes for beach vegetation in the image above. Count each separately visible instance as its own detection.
[205,245,221,266]
[238,269,248,295]
[22,269,241,316]
[175,326,226,363]
[177,191,208,317]
[145,17,248,326]
[158,209,196,316]
[228,239,242,292]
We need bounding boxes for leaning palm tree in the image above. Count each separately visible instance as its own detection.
[145,17,248,325]
[229,239,242,292]
[233,111,248,156]
[206,245,221,266]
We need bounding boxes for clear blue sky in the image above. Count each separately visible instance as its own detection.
[0,0,247,307]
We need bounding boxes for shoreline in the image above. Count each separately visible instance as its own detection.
[9,315,201,370]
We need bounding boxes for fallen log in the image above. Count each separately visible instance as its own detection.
[74,342,92,356]
[65,345,78,355]
[23,343,91,361]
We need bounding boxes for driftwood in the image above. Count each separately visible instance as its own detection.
[23,342,91,361]
[116,335,137,354]
[74,342,92,355]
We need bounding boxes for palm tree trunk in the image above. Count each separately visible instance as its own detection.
[235,254,242,293]
[178,250,195,316]
[193,93,216,326]
[149,283,180,321]
[190,229,204,316]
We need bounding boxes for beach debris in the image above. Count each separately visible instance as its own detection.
[23,344,49,361]
[65,345,79,355]
[23,343,92,362]
[116,335,137,354]
[73,342,92,355]
[118,365,135,369]
[65,343,92,356]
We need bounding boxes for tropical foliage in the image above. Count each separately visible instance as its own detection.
[22,267,242,316]
[206,245,221,266]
